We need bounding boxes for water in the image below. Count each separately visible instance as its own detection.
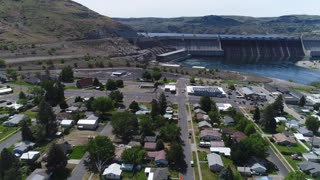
[181,58,320,84]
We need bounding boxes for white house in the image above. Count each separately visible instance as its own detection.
[103,163,122,180]
[77,114,99,130]
[61,120,74,128]
[20,151,40,162]
[210,147,231,156]
[274,117,287,123]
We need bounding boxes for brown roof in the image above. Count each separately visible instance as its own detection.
[56,112,73,121]
[210,141,225,147]
[144,142,157,150]
[76,78,94,88]
[200,129,221,138]
[273,133,297,144]
[221,128,237,135]
[197,113,204,120]
[232,131,247,143]
[147,150,166,161]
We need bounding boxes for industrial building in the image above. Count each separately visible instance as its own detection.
[156,48,191,62]
[187,86,226,97]
[237,86,266,101]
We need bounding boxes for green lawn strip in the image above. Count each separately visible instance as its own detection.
[282,155,301,171]
[172,104,178,111]
[292,87,317,94]
[197,151,207,161]
[9,81,36,88]
[276,122,286,133]
[200,161,218,180]
[122,170,146,180]
[284,114,298,121]
[64,85,78,90]
[68,145,87,159]
[22,111,37,119]
[0,126,20,143]
[168,169,179,178]
[192,152,200,180]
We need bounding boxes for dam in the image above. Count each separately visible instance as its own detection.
[132,33,320,63]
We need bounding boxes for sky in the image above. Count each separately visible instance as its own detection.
[73,0,320,18]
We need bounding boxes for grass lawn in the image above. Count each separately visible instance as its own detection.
[122,170,146,180]
[168,168,179,178]
[68,145,87,159]
[292,87,317,94]
[64,85,78,90]
[22,111,37,119]
[276,122,286,133]
[198,151,207,161]
[139,102,151,110]
[193,152,200,180]
[274,143,308,170]
[284,113,298,120]
[0,125,19,142]
[200,161,218,180]
[9,81,36,88]
[172,104,178,111]
[221,157,243,180]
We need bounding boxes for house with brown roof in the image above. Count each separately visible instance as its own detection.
[232,131,247,143]
[211,141,225,147]
[147,150,168,166]
[273,133,297,146]
[76,78,94,88]
[144,142,157,151]
[200,129,222,141]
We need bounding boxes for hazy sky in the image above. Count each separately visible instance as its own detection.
[73,0,320,18]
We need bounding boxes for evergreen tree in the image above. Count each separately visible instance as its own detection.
[59,66,74,83]
[106,79,117,90]
[109,90,123,104]
[0,148,21,179]
[166,142,184,167]
[21,121,34,142]
[150,99,159,117]
[158,93,167,115]
[273,95,284,115]
[156,139,165,151]
[199,96,212,112]
[218,166,234,180]
[116,80,124,88]
[263,104,277,133]
[46,143,68,174]
[299,96,306,107]
[19,91,27,99]
[93,78,100,87]
[37,100,57,137]
[253,107,260,121]
[129,101,140,113]
[305,116,320,134]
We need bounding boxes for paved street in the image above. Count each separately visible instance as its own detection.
[176,78,194,180]
[267,147,289,177]
[0,131,21,152]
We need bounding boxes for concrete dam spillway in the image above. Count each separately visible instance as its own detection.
[132,33,320,63]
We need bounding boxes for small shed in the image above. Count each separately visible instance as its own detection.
[61,120,74,128]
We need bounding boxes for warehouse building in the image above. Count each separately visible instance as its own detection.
[187,86,226,97]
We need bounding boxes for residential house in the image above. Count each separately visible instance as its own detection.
[298,127,313,137]
[294,133,306,141]
[273,133,297,146]
[198,121,212,130]
[114,145,130,162]
[26,168,52,180]
[210,147,231,156]
[145,167,169,180]
[13,141,35,157]
[20,151,40,162]
[3,114,27,127]
[60,120,74,128]
[221,128,247,143]
[200,129,222,141]
[207,153,224,172]
[103,163,122,180]
[144,142,157,151]
[76,78,94,88]
[248,157,267,175]
[286,120,300,129]
[210,141,225,148]
[237,167,251,177]
[216,103,232,112]
[25,76,41,85]
[56,112,73,121]
[145,136,157,143]
[274,117,287,123]
[77,114,99,130]
[121,163,134,172]
[147,150,168,166]
[194,109,206,115]
[193,103,200,110]
[303,153,320,162]
[223,116,235,126]
[298,161,320,178]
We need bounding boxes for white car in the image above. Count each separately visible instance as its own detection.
[190,161,194,167]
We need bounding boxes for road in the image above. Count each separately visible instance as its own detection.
[0,131,21,152]
[267,147,289,177]
[68,122,113,180]
[176,78,194,180]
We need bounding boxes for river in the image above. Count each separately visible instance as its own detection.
[181,58,320,85]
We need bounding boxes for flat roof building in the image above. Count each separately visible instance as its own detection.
[187,86,226,97]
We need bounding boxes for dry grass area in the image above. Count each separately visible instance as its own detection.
[58,129,99,146]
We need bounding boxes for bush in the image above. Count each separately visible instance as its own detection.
[281,151,293,155]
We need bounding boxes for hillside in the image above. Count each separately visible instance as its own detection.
[114,15,320,37]
[0,0,136,43]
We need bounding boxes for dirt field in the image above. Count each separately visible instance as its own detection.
[58,129,99,146]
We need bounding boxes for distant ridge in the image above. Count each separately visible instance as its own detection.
[0,0,136,43]
[114,15,320,37]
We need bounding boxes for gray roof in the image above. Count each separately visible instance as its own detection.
[240,87,255,95]
[198,121,212,128]
[194,109,206,114]
[223,116,234,124]
[207,153,223,167]
[298,161,320,172]
[298,127,313,136]
[150,168,169,180]
[8,114,27,125]
[145,136,157,142]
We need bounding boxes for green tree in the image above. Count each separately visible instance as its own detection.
[0,59,5,67]
[46,143,68,175]
[152,70,162,81]
[305,116,320,134]
[91,97,114,113]
[31,124,46,143]
[263,104,277,133]
[244,123,256,136]
[160,123,181,142]
[139,115,154,136]
[142,71,152,80]
[6,69,17,80]
[299,96,306,107]
[59,66,74,83]
[0,148,21,179]
[111,112,138,141]
[236,118,249,132]
[150,99,159,117]
[37,100,57,137]
[273,95,284,115]
[156,139,165,151]
[190,76,195,84]
[21,121,34,142]
[200,96,212,112]
[93,78,100,87]
[19,91,27,99]
[253,107,260,121]
[121,146,146,166]
[218,166,234,180]
[314,103,320,111]
[208,111,220,125]
[41,80,65,106]
[116,80,124,88]
[106,79,117,90]
[109,90,123,104]
[86,136,115,174]
[284,171,307,180]
[166,142,184,167]
[129,101,140,113]
[158,93,167,115]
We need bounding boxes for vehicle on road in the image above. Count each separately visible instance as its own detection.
[190,161,194,167]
